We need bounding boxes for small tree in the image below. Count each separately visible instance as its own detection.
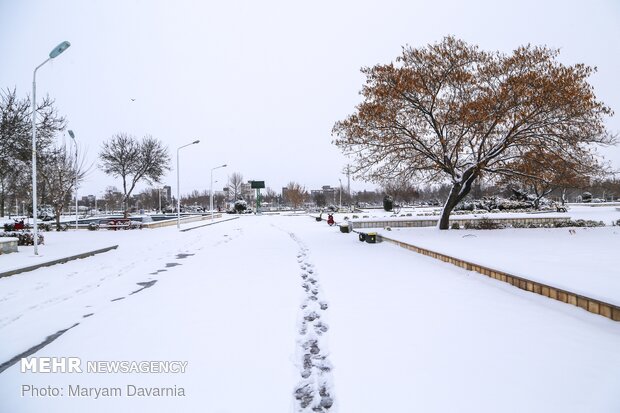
[102,186,123,212]
[313,192,327,207]
[284,182,307,210]
[333,37,615,229]
[99,133,170,218]
[227,172,244,202]
[262,187,277,205]
[39,142,90,230]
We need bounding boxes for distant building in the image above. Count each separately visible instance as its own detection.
[162,185,172,201]
[310,185,337,204]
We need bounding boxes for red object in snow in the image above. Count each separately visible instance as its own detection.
[327,214,335,226]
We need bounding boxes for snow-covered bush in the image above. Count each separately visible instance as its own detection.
[0,231,44,246]
[464,218,505,230]
[234,199,247,214]
[553,219,604,228]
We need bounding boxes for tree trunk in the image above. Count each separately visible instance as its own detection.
[438,171,479,230]
[123,197,129,219]
[439,184,462,229]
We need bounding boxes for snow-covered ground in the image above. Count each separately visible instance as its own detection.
[375,226,620,305]
[1,214,619,412]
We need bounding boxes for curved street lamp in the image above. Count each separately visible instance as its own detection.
[32,41,71,255]
[177,140,200,229]
[210,164,227,221]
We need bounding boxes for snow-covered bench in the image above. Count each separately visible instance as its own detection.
[0,237,18,254]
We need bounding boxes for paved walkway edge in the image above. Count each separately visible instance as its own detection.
[180,216,240,232]
[0,245,119,279]
[359,230,620,322]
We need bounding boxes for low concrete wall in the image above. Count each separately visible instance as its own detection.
[371,232,620,322]
[0,238,18,254]
[0,245,118,279]
[142,214,222,229]
[350,216,571,229]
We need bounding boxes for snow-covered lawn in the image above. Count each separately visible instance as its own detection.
[374,226,620,306]
[1,215,619,412]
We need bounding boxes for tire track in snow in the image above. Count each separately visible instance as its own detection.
[287,231,335,412]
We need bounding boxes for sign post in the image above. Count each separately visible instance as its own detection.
[250,181,265,214]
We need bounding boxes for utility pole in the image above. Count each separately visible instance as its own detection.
[347,164,351,210]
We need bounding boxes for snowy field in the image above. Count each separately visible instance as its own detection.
[375,225,620,305]
[1,214,620,412]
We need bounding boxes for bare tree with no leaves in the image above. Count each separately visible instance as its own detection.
[0,88,66,216]
[99,133,170,218]
[39,141,91,229]
[333,37,616,229]
[227,172,244,201]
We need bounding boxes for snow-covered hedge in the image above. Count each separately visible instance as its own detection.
[0,231,45,246]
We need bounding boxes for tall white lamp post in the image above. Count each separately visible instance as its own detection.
[68,130,78,230]
[32,41,71,255]
[210,164,227,220]
[177,140,200,229]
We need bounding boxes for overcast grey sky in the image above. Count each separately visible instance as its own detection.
[1,0,619,197]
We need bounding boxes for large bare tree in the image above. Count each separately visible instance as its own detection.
[333,37,615,229]
[99,133,170,218]
[0,88,65,216]
[39,142,90,229]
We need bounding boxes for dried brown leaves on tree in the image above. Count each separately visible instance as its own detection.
[501,150,598,207]
[284,181,308,210]
[333,36,616,228]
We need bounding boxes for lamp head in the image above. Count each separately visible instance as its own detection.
[68,130,75,139]
[192,140,200,144]
[49,41,71,58]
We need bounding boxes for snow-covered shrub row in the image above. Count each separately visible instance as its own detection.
[0,231,45,246]
[551,219,604,228]
[510,219,604,229]
[464,218,506,230]
[454,219,605,230]
[456,195,561,213]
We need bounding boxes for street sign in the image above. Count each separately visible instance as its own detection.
[250,181,265,189]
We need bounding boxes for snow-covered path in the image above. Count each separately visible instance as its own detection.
[1,215,620,412]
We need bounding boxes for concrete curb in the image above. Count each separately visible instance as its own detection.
[0,245,119,279]
[353,229,620,322]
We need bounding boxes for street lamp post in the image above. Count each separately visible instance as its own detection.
[339,178,342,210]
[210,164,227,221]
[177,140,200,229]
[32,41,71,255]
[68,130,78,230]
